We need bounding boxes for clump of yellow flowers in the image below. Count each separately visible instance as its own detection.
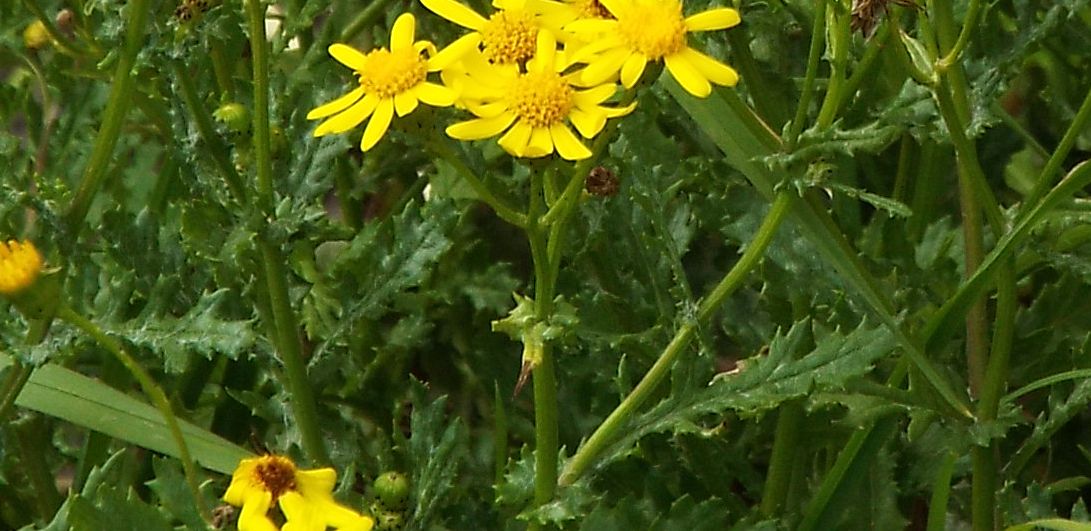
[308,0,741,158]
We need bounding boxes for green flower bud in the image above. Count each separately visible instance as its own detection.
[213,102,249,133]
[374,471,410,510]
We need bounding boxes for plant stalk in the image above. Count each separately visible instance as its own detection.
[559,191,793,485]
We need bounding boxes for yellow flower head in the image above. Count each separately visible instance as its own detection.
[223,455,374,531]
[445,31,634,160]
[0,240,42,296]
[307,13,459,152]
[421,0,575,65]
[567,0,740,97]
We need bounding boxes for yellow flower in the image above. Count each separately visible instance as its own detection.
[0,240,42,296]
[420,0,575,65]
[566,0,740,97]
[445,31,634,160]
[23,21,51,50]
[223,455,374,531]
[307,13,460,152]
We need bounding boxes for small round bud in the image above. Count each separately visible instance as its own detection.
[213,102,250,133]
[23,21,51,51]
[373,471,409,510]
[55,9,75,35]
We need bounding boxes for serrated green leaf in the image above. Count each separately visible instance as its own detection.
[124,289,257,373]
[585,320,895,475]
[406,381,466,531]
[1005,519,1091,531]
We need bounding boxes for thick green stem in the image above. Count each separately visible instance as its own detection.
[559,192,794,485]
[57,305,208,520]
[526,168,559,518]
[761,399,804,515]
[259,241,331,465]
[64,0,151,232]
[244,0,330,466]
[936,0,984,68]
[244,0,275,214]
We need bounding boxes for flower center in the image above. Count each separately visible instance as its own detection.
[357,47,428,99]
[617,0,687,59]
[480,9,538,64]
[510,71,574,128]
[0,240,42,295]
[254,456,298,501]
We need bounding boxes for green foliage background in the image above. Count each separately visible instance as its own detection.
[2,0,1091,529]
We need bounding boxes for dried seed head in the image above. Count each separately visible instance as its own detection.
[586,166,620,197]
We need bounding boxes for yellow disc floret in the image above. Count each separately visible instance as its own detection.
[617,0,687,59]
[0,240,42,295]
[481,9,538,64]
[510,71,575,128]
[358,47,428,99]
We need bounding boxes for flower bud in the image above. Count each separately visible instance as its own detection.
[23,21,51,50]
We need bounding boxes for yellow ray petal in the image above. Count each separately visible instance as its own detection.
[581,48,629,85]
[416,82,457,107]
[430,33,482,70]
[525,127,553,157]
[329,43,368,71]
[361,98,395,151]
[313,93,380,136]
[619,53,647,88]
[678,47,739,87]
[573,84,616,106]
[390,13,416,51]
[446,113,518,139]
[551,123,591,160]
[664,53,711,98]
[685,8,741,31]
[568,108,606,138]
[467,100,510,118]
[597,0,627,18]
[421,0,489,30]
[394,90,419,116]
[306,86,366,120]
[498,121,533,156]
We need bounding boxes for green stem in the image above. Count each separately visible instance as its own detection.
[836,20,895,115]
[13,415,62,519]
[259,241,331,465]
[926,452,959,531]
[785,0,827,148]
[1024,84,1091,207]
[172,61,247,203]
[244,0,330,465]
[761,399,803,515]
[430,138,527,227]
[559,191,794,486]
[339,0,395,42]
[526,168,559,516]
[244,0,274,213]
[815,0,851,129]
[923,160,1091,352]
[936,0,984,69]
[57,305,208,520]
[0,319,53,421]
[63,0,151,232]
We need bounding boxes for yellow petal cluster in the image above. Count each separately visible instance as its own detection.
[223,455,373,531]
[0,240,42,296]
[308,0,740,156]
[307,13,457,152]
